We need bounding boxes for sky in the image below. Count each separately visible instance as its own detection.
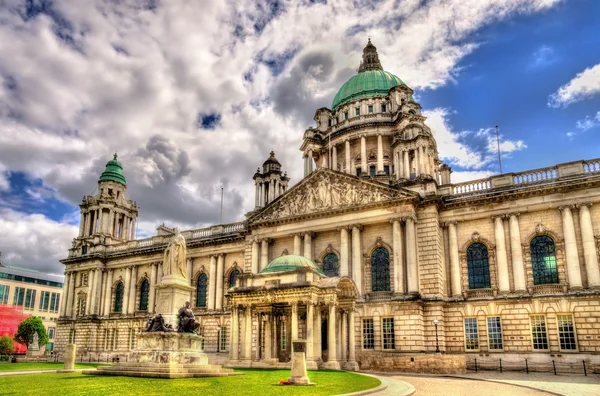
[1,0,599,276]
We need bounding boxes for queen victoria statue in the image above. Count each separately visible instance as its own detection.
[162,228,187,279]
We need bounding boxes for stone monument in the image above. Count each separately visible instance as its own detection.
[57,344,76,373]
[83,230,240,378]
[287,340,314,385]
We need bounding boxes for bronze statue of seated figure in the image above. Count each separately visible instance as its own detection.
[143,314,175,332]
[177,301,201,334]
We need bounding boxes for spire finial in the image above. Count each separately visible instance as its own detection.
[270,150,275,157]
[113,152,118,160]
[358,38,383,73]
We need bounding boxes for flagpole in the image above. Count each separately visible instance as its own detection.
[220,187,224,224]
[496,125,503,174]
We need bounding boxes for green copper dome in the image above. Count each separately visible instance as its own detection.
[260,254,324,275]
[332,70,405,109]
[99,153,127,185]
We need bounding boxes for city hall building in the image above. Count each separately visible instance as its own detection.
[56,41,600,372]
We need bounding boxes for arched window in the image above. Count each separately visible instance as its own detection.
[322,253,339,277]
[229,269,240,288]
[196,273,207,308]
[467,243,491,289]
[138,279,150,311]
[531,236,559,285]
[371,247,390,292]
[113,282,124,313]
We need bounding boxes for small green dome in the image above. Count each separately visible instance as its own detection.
[260,254,324,275]
[99,153,127,185]
[332,70,405,110]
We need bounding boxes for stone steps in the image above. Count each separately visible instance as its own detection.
[82,363,242,379]
[84,370,242,379]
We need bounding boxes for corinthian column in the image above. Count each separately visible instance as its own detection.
[260,239,269,271]
[85,269,94,315]
[390,218,404,293]
[293,234,302,256]
[447,221,461,297]
[376,134,383,173]
[332,145,337,170]
[60,272,70,317]
[406,217,419,294]
[303,233,313,260]
[244,307,253,360]
[148,264,157,313]
[345,139,351,174]
[66,271,76,318]
[93,268,103,315]
[493,216,510,293]
[508,213,526,292]
[291,302,299,340]
[560,206,583,289]
[128,265,137,314]
[403,151,410,179]
[351,225,363,294]
[360,136,367,174]
[578,203,600,288]
[103,270,113,316]
[251,239,259,274]
[306,303,314,362]
[230,307,239,361]
[216,254,225,310]
[347,308,357,370]
[208,255,217,310]
[123,266,131,314]
[340,227,350,277]
[325,303,339,369]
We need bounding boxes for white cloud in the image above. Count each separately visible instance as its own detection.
[548,63,600,107]
[0,0,560,272]
[0,163,8,191]
[451,170,495,183]
[528,45,558,69]
[576,111,600,131]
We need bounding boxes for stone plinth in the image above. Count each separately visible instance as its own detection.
[288,341,314,386]
[129,332,207,365]
[57,343,76,373]
[155,276,194,328]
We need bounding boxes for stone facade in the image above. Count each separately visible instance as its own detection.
[56,41,600,373]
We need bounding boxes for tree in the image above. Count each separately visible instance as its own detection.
[14,317,48,349]
[0,335,14,355]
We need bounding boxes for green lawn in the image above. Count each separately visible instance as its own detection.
[0,368,380,396]
[0,362,109,372]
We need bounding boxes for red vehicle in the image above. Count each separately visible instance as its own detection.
[0,304,30,354]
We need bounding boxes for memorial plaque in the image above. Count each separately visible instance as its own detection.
[293,341,305,353]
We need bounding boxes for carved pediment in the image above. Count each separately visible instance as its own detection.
[250,169,415,223]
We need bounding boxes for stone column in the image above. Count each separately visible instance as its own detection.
[308,150,314,173]
[313,306,321,361]
[306,303,314,362]
[360,136,367,174]
[332,145,337,170]
[66,271,75,318]
[293,234,302,256]
[391,219,404,294]
[148,264,157,313]
[303,233,313,260]
[340,227,350,277]
[244,307,252,360]
[123,266,131,314]
[406,217,419,294]
[291,302,299,341]
[418,146,424,176]
[560,206,583,289]
[78,213,85,237]
[60,272,70,317]
[128,265,137,314]
[345,139,351,174]
[304,156,308,177]
[103,270,113,316]
[351,225,363,295]
[578,203,600,288]
[326,304,339,369]
[208,255,217,310]
[348,308,357,368]
[260,183,265,207]
[448,221,461,297]
[340,310,347,361]
[186,258,193,284]
[260,239,269,271]
[493,216,510,293]
[255,184,260,208]
[508,213,526,292]
[251,239,259,274]
[93,268,103,315]
[216,254,225,310]
[263,314,272,360]
[403,151,410,179]
[376,134,384,173]
[230,307,239,360]
[85,270,94,316]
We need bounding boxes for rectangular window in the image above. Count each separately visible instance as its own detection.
[328,119,332,127]
[384,165,390,175]
[368,105,373,113]
[382,318,395,350]
[281,321,287,351]
[344,112,349,120]
[355,107,360,116]
[381,104,386,112]
[530,315,549,350]
[369,165,376,177]
[50,293,60,312]
[13,287,25,306]
[39,291,50,311]
[24,289,36,310]
[0,284,9,304]
[362,319,374,349]
[464,317,479,351]
[48,328,55,339]
[219,327,227,352]
[557,314,577,351]
[487,317,503,350]
[356,167,362,176]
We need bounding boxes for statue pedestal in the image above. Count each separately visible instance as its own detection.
[288,341,315,386]
[155,276,194,328]
[129,332,207,365]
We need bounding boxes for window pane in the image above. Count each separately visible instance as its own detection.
[464,318,479,350]
[362,319,374,349]
[382,318,395,350]
[531,236,559,285]
[322,254,339,277]
[467,243,491,289]
[139,279,150,311]
[355,108,360,116]
[13,287,25,306]
[114,282,124,313]
[219,327,227,352]
[368,105,373,113]
[369,165,376,177]
[356,167,362,176]
[196,274,207,308]
[371,248,390,292]
[384,165,390,175]
[557,314,577,350]
[381,104,386,112]
[487,317,503,350]
[530,315,549,350]
[228,270,240,288]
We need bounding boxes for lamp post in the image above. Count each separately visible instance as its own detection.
[433,319,440,353]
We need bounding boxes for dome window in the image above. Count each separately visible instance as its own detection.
[344,111,349,120]
[381,104,386,112]
[355,107,360,116]
[368,105,373,113]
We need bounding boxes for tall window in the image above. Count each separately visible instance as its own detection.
[384,165,390,175]
[322,253,339,277]
[13,287,25,306]
[49,293,60,312]
[464,318,479,351]
[371,247,391,292]
[344,111,349,120]
[467,243,491,289]
[139,279,150,311]
[196,273,208,308]
[219,327,227,352]
[228,269,240,288]
[557,314,577,351]
[487,317,503,350]
[356,167,362,176]
[382,318,395,350]
[368,105,373,113]
[381,104,387,112]
[362,319,374,349]
[531,236,559,285]
[48,328,55,339]
[530,315,549,350]
[0,285,9,304]
[355,107,360,116]
[369,165,376,177]
[77,296,86,316]
[114,282,124,313]
[24,289,36,310]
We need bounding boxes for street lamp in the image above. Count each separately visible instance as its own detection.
[433,319,440,353]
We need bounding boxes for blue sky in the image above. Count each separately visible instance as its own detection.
[0,0,599,274]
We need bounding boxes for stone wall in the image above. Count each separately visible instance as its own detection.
[356,351,466,374]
